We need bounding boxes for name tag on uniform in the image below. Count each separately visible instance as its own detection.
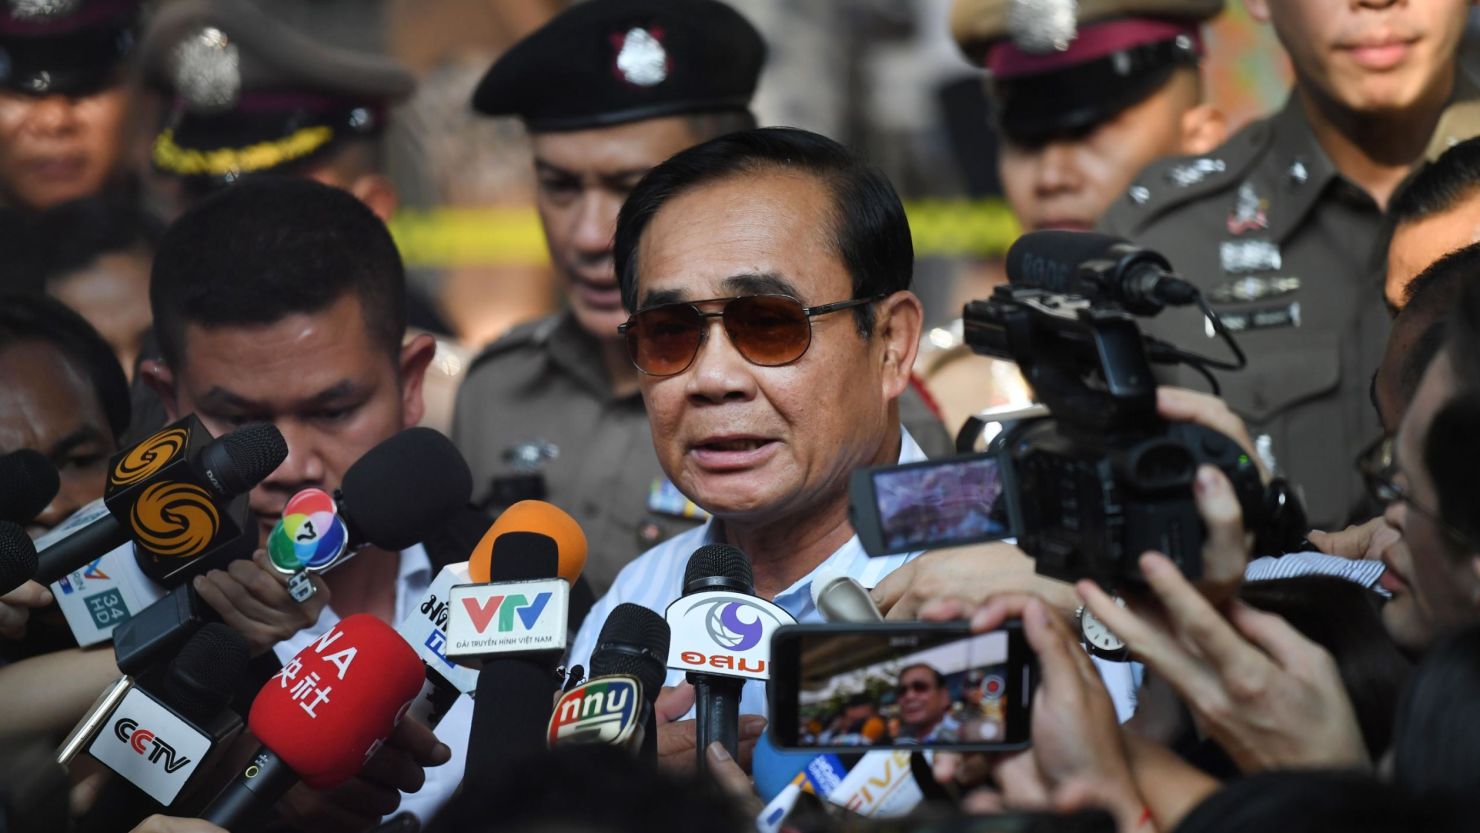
[647,478,710,520]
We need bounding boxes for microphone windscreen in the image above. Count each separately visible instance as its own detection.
[340,427,473,551]
[0,521,38,595]
[468,500,587,584]
[0,448,58,524]
[480,531,559,582]
[1005,230,1125,291]
[860,716,887,742]
[589,602,669,699]
[164,622,251,725]
[248,614,424,789]
[682,543,753,595]
[199,423,288,496]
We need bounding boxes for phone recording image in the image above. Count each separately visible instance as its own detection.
[786,625,1030,750]
[873,457,1010,552]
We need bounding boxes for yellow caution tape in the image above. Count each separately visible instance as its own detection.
[388,198,1021,269]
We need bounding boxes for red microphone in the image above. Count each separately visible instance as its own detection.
[200,614,424,828]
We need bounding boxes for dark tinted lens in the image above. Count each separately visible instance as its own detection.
[629,304,703,375]
[726,295,811,366]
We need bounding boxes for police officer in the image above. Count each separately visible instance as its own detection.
[922,0,1228,440]
[1100,0,1480,528]
[458,0,952,595]
[135,0,465,433]
[0,0,141,214]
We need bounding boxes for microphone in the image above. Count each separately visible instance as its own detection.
[115,427,473,677]
[665,544,796,775]
[457,502,588,798]
[266,426,475,576]
[0,448,59,525]
[200,614,424,830]
[1005,231,1199,315]
[33,418,287,587]
[548,602,669,762]
[810,569,883,623]
[74,624,250,826]
[0,520,38,596]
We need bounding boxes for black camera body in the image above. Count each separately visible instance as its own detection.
[961,282,1302,587]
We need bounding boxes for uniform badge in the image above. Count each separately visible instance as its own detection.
[612,26,669,87]
[173,27,241,112]
[1006,0,1078,54]
[1287,159,1309,187]
[1215,302,1301,333]
[647,478,710,521]
[1219,240,1281,274]
[7,0,78,20]
[1226,182,1269,235]
[1207,275,1301,304]
[1166,158,1225,188]
[504,439,559,471]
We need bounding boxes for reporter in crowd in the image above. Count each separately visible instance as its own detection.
[1383,136,1480,312]
[135,178,539,830]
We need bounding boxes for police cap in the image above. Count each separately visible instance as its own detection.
[951,0,1222,145]
[0,0,141,96]
[473,0,765,132]
[140,0,414,185]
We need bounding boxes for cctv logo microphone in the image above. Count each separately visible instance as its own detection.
[548,602,670,762]
[667,544,796,773]
[200,614,425,830]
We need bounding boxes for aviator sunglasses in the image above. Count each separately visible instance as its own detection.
[618,293,888,377]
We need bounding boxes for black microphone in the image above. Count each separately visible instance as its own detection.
[0,448,59,525]
[113,428,473,677]
[0,521,38,596]
[682,544,753,775]
[581,603,670,763]
[33,419,287,586]
[1005,231,1199,315]
[71,623,250,829]
[460,532,567,801]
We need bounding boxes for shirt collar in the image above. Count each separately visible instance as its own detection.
[544,309,632,402]
[688,427,927,620]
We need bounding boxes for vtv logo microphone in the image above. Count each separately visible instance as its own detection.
[446,577,571,657]
[460,591,553,634]
[113,717,192,773]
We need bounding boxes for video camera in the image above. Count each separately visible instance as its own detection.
[850,232,1307,588]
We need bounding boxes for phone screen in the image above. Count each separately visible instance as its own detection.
[770,623,1033,751]
[871,456,1012,552]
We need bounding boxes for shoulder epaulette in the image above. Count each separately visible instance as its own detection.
[466,313,561,373]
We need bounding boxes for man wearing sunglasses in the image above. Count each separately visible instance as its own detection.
[897,664,959,743]
[566,126,932,772]
[455,0,951,599]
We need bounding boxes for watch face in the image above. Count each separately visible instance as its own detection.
[1079,597,1127,659]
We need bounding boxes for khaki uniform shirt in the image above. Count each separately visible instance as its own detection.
[451,310,954,595]
[1101,81,1480,528]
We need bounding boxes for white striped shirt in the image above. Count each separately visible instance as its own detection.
[565,429,929,718]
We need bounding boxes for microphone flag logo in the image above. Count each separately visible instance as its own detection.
[666,590,796,681]
[129,481,220,558]
[547,675,642,748]
[702,599,771,651]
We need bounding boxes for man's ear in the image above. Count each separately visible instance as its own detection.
[348,174,399,223]
[398,333,437,430]
[1180,103,1228,156]
[1241,0,1270,23]
[875,291,924,402]
[138,359,181,421]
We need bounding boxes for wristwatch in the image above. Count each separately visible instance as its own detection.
[1075,599,1129,662]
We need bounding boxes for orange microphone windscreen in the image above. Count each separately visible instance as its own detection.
[468,500,587,584]
[861,715,887,742]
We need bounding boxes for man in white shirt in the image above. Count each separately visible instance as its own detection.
[565,126,931,771]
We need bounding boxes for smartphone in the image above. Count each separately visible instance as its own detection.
[849,453,1022,556]
[769,621,1035,752]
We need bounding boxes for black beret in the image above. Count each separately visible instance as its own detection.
[0,0,141,96]
[473,0,765,132]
